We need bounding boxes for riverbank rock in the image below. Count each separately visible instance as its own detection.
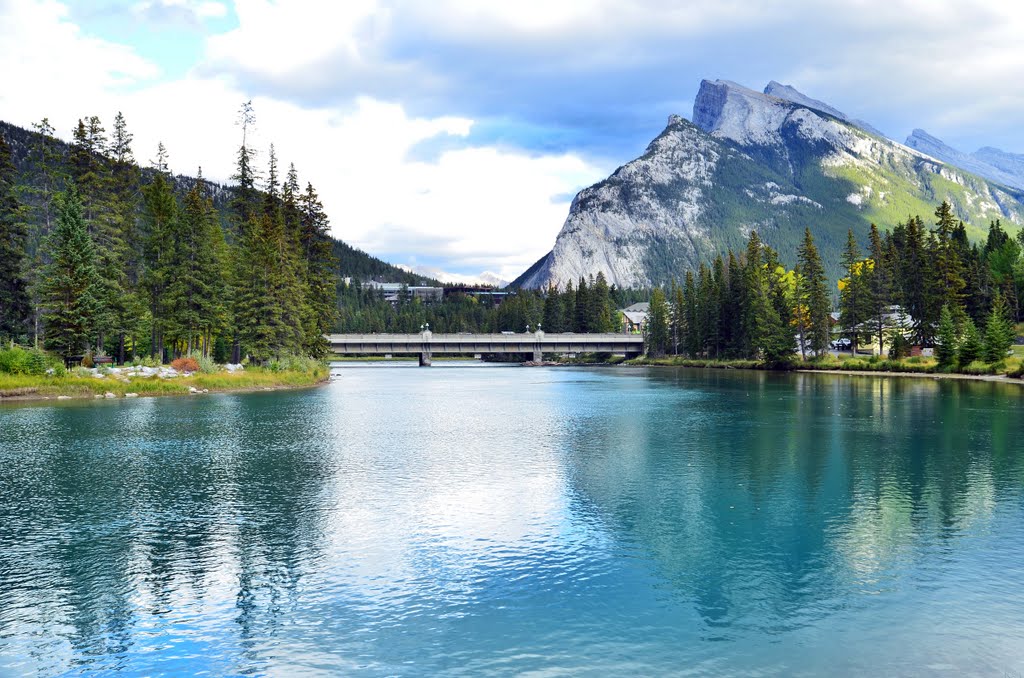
[125,393,139,398]
[57,395,72,400]
[104,392,116,399]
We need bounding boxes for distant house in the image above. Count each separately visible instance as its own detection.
[832,305,915,354]
[619,302,649,334]
[364,280,444,303]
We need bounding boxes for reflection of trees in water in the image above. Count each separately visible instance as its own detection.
[564,369,1024,633]
[0,394,334,674]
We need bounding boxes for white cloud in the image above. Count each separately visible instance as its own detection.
[6,0,1023,284]
[1,0,606,282]
[0,0,159,130]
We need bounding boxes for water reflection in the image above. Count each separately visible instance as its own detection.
[1,368,1023,675]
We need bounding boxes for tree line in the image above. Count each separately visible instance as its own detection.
[0,106,338,363]
[332,271,642,334]
[642,202,1022,364]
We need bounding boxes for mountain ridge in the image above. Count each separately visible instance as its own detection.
[514,79,1024,289]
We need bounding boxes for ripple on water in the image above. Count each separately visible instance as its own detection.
[1,367,1023,675]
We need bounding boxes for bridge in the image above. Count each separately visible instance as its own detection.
[327,331,645,365]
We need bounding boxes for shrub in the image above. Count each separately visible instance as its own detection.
[0,345,30,374]
[888,333,911,360]
[0,345,54,375]
[81,352,94,368]
[266,353,324,373]
[187,351,219,374]
[960,360,998,375]
[170,357,200,373]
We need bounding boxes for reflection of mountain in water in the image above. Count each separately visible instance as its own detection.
[562,370,1024,634]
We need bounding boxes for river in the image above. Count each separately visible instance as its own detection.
[1,366,1023,675]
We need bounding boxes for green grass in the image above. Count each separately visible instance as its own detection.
[0,366,329,400]
[625,353,1024,379]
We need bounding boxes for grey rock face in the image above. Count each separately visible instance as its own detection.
[906,129,1024,190]
[515,79,1024,290]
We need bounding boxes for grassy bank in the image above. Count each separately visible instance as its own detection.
[0,366,329,401]
[629,353,1024,380]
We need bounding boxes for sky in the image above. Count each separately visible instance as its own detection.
[1,0,1022,283]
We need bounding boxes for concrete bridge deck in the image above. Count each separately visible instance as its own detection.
[327,332,644,365]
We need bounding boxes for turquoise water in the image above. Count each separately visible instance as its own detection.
[1,366,1023,676]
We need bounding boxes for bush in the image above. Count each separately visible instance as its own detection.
[187,351,219,374]
[81,352,94,368]
[265,353,324,373]
[170,357,200,373]
[0,345,53,375]
[888,333,911,360]
[959,360,999,375]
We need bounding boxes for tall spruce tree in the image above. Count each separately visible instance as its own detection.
[743,232,790,363]
[838,230,868,353]
[298,181,338,356]
[983,290,1015,363]
[141,163,178,359]
[796,228,830,357]
[40,185,102,357]
[935,304,958,367]
[165,182,226,355]
[0,131,30,339]
[865,223,891,355]
[645,288,670,357]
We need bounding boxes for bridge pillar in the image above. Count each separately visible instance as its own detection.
[419,326,432,366]
[533,328,545,364]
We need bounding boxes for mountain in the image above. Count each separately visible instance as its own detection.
[514,80,1024,289]
[0,119,432,287]
[905,129,1024,190]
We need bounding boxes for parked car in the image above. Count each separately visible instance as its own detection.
[830,338,852,350]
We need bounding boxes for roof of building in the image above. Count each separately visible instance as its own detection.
[621,302,650,313]
[623,311,648,325]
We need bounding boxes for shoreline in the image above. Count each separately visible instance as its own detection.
[619,358,1024,385]
[0,371,331,404]
[794,367,1024,384]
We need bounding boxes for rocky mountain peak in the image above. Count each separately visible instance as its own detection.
[906,129,1024,190]
[691,79,792,145]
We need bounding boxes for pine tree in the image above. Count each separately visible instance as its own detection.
[0,131,30,339]
[838,230,868,353]
[24,119,67,346]
[958,317,982,366]
[141,164,178,359]
[543,284,564,332]
[592,271,614,332]
[165,182,226,356]
[40,185,102,357]
[670,279,684,353]
[935,304,958,367]
[231,100,259,229]
[574,276,589,332]
[682,270,698,356]
[796,228,830,357]
[983,290,1015,363]
[933,200,966,314]
[644,288,670,357]
[562,279,576,332]
[234,213,288,362]
[743,232,791,362]
[865,223,891,355]
[298,181,338,356]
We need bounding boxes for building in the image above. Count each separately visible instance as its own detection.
[619,302,649,334]
[364,280,444,303]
